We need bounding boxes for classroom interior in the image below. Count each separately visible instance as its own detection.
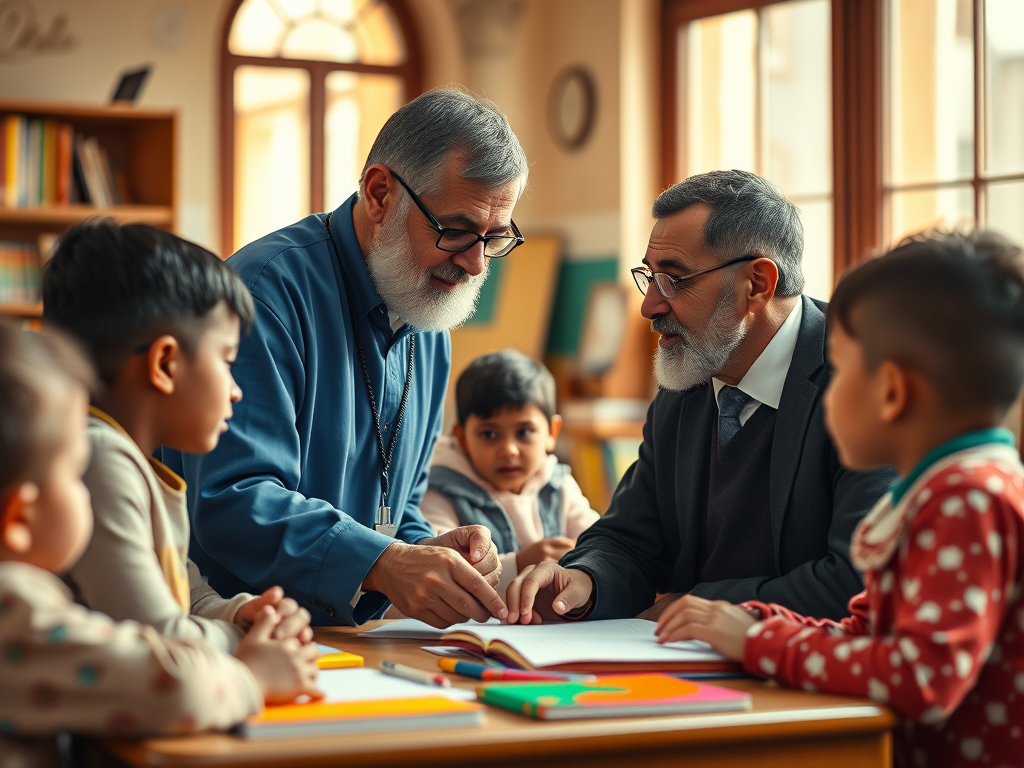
[1,0,1022,510]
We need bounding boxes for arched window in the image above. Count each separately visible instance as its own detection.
[220,0,421,256]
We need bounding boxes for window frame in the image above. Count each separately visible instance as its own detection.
[219,0,424,257]
[661,0,883,282]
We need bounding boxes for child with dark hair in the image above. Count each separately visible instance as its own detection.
[0,323,317,765]
[421,350,599,599]
[655,230,1024,768]
[44,219,312,654]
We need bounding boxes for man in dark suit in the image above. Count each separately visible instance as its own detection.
[505,170,898,624]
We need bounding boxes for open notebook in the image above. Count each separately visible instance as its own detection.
[441,618,742,674]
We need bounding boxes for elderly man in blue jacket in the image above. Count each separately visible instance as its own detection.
[172,88,528,627]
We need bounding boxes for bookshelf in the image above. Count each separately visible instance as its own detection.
[0,99,177,319]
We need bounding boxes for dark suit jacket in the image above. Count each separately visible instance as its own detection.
[561,295,899,621]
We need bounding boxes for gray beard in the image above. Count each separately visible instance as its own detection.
[365,200,489,332]
[652,285,746,391]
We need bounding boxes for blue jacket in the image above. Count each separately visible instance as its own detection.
[168,195,447,626]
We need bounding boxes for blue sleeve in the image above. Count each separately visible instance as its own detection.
[184,295,393,626]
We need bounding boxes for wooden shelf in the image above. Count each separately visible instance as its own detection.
[0,302,43,319]
[0,205,174,227]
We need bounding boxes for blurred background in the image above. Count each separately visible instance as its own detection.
[1,0,1022,507]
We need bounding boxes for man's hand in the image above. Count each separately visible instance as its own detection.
[516,537,575,572]
[505,562,593,624]
[235,586,314,643]
[654,595,755,662]
[421,525,501,587]
[636,592,686,622]
[363,540,507,628]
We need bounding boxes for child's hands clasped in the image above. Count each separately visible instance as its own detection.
[236,586,313,643]
[516,537,575,571]
[235,606,322,704]
[653,595,757,662]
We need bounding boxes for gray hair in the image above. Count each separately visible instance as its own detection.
[653,170,805,297]
[360,86,528,198]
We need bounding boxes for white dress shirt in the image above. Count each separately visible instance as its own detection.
[712,298,803,424]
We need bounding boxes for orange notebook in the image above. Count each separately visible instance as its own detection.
[240,696,484,739]
[478,674,751,720]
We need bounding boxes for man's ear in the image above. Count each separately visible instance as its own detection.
[147,335,181,396]
[743,257,780,315]
[546,414,563,451]
[361,165,398,226]
[878,360,910,424]
[453,423,469,454]
[1,483,39,555]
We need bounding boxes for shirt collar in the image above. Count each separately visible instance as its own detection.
[88,406,186,493]
[329,194,387,320]
[889,427,1016,506]
[712,298,802,410]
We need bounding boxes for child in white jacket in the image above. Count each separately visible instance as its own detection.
[421,350,599,599]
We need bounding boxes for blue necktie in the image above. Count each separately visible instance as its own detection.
[718,386,751,447]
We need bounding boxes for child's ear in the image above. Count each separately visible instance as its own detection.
[453,423,469,454]
[0,483,40,555]
[546,414,563,451]
[878,360,909,424]
[147,335,181,395]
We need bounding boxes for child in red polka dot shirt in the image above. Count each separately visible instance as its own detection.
[655,230,1024,768]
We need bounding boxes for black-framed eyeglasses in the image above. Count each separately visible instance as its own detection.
[631,255,760,299]
[389,169,524,258]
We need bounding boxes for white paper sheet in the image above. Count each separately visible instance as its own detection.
[317,668,476,702]
[360,617,500,640]
[446,618,726,668]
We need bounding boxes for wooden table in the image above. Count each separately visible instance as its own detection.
[101,622,898,768]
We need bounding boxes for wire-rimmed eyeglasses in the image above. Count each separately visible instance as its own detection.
[630,255,760,299]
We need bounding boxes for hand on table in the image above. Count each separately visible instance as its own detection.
[505,562,593,624]
[516,537,575,572]
[421,524,501,588]
[236,586,314,643]
[654,594,756,662]
[235,607,322,704]
[362,538,507,629]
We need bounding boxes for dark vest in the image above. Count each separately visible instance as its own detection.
[698,404,778,582]
[427,464,567,554]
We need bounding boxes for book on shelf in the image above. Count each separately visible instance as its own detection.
[0,240,41,304]
[440,618,743,675]
[0,111,126,210]
[477,673,751,720]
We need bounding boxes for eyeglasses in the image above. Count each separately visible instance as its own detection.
[630,255,760,299]
[388,169,525,258]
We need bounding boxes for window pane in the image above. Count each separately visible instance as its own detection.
[282,18,359,62]
[889,185,974,243]
[985,0,1024,176]
[683,10,757,178]
[324,72,404,208]
[353,2,406,66]
[229,0,287,57]
[797,197,834,300]
[888,0,974,185]
[986,181,1024,245]
[234,66,310,249]
[763,0,832,197]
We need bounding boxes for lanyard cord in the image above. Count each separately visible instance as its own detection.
[325,212,415,509]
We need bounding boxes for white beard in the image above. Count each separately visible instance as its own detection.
[365,199,489,332]
[652,284,746,391]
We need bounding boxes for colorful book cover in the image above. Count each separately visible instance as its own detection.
[477,673,751,720]
[239,696,484,740]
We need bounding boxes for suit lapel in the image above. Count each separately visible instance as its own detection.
[674,384,715,584]
[769,295,826,572]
